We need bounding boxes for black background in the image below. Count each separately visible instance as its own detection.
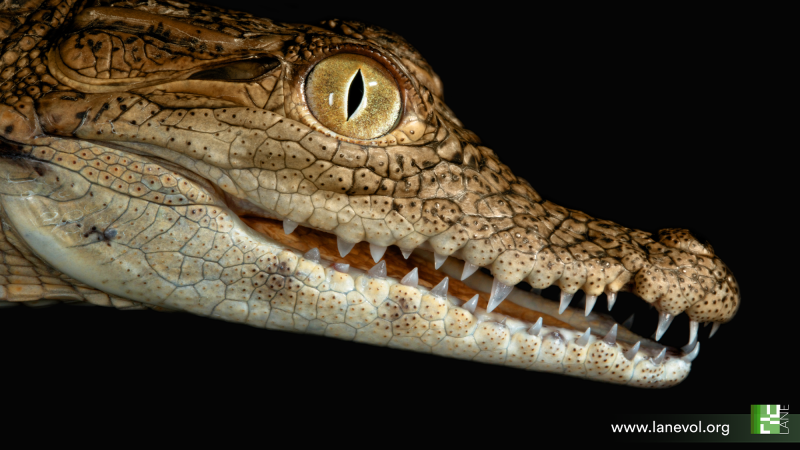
[0,1,789,440]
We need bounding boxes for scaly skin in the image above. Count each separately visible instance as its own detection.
[0,0,740,387]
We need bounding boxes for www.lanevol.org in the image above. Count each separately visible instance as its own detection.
[601,408,795,442]
[611,421,729,435]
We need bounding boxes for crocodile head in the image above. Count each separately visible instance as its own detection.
[0,0,740,387]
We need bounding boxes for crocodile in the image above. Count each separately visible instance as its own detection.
[0,0,740,387]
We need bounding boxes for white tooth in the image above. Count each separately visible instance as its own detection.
[558,290,574,314]
[400,267,418,287]
[463,294,479,313]
[528,317,542,336]
[606,291,617,311]
[703,321,711,327]
[369,244,387,263]
[584,295,598,316]
[531,288,542,296]
[367,260,386,278]
[623,341,640,361]
[576,327,591,347]
[337,237,356,257]
[333,263,349,273]
[655,311,674,341]
[303,248,320,263]
[653,348,666,365]
[499,317,507,326]
[433,252,448,270]
[430,277,449,298]
[622,313,634,330]
[688,320,699,349]
[461,262,479,280]
[603,324,618,346]
[400,248,413,259]
[681,341,697,354]
[709,322,721,338]
[283,219,299,234]
[682,342,700,362]
[487,278,513,313]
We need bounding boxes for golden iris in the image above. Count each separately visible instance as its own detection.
[305,53,401,140]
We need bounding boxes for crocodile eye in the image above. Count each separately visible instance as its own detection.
[305,53,401,140]
[189,57,280,81]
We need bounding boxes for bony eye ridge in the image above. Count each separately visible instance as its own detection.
[305,53,401,140]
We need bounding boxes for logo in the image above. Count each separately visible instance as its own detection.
[752,405,789,434]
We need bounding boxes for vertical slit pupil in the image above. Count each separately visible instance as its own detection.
[347,69,365,120]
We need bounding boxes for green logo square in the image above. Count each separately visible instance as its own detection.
[752,405,789,434]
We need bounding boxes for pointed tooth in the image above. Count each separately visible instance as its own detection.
[283,219,298,235]
[460,262,479,280]
[709,322,721,338]
[558,290,574,314]
[623,341,640,361]
[430,277,449,298]
[303,248,320,263]
[367,260,386,278]
[584,295,598,317]
[337,237,356,258]
[369,244,387,263]
[687,320,699,349]
[531,288,542,296]
[681,341,698,354]
[487,278,513,313]
[682,342,700,362]
[653,348,666,365]
[655,311,675,341]
[463,294,479,313]
[499,317,507,326]
[603,324,618,346]
[528,317,542,336]
[606,291,617,311]
[433,252,448,269]
[400,248,413,259]
[622,313,634,330]
[333,263,349,273]
[576,327,591,347]
[703,321,711,327]
[400,267,418,287]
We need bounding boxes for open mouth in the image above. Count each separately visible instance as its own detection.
[1,139,708,388]
[229,200,703,387]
